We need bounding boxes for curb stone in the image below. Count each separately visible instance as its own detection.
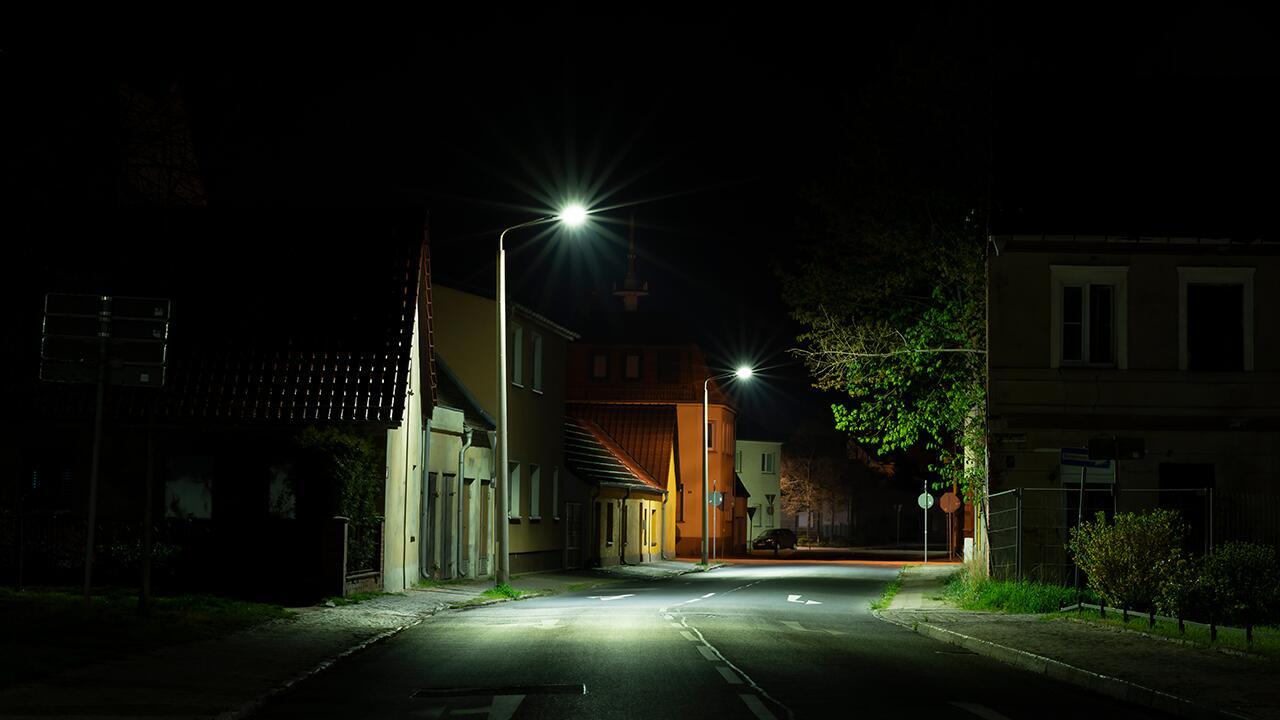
[872,609,1250,720]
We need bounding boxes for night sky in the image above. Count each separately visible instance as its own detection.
[4,6,1278,439]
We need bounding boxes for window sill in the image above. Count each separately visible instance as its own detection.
[529,516,541,523]
[532,388,543,395]
[512,382,524,388]
[508,517,521,524]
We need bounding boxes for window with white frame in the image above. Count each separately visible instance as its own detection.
[1179,267,1254,371]
[529,464,541,519]
[532,333,543,391]
[508,462,521,518]
[761,452,776,474]
[1049,266,1129,369]
[512,324,524,386]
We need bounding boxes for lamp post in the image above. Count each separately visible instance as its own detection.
[495,204,586,586]
[702,366,753,565]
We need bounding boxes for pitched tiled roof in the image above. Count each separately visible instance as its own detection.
[566,403,675,481]
[16,212,427,427]
[564,417,664,496]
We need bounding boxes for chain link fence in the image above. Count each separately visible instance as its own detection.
[988,486,1275,585]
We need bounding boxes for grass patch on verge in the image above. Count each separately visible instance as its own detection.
[1049,611,1280,661]
[870,568,906,610]
[943,570,1099,614]
[0,587,293,689]
[321,591,388,607]
[482,583,527,600]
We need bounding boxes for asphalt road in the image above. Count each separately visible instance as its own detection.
[252,561,1173,719]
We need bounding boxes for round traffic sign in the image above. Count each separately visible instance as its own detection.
[917,492,934,509]
[709,491,724,507]
[940,491,961,514]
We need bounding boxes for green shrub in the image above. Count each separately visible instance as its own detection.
[1200,541,1280,644]
[1155,554,1207,634]
[1068,509,1185,623]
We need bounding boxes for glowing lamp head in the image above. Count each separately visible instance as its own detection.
[735,367,753,380]
[558,204,588,227]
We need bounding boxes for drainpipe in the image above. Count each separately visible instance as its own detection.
[660,489,669,560]
[418,418,432,580]
[457,428,474,578]
[620,489,631,565]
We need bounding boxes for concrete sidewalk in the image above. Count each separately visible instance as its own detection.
[0,560,706,720]
[877,565,1279,720]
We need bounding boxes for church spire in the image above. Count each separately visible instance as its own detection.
[612,213,649,312]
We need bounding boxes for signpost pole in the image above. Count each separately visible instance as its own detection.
[82,325,108,617]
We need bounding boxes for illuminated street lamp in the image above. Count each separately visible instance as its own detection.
[495,204,587,586]
[702,366,753,565]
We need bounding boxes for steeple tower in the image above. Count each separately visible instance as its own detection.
[612,213,649,312]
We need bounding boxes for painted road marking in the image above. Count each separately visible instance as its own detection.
[781,620,806,632]
[786,594,821,605]
[669,622,682,628]
[697,645,719,661]
[741,694,776,720]
[586,594,636,602]
[539,619,559,629]
[824,629,846,636]
[680,618,795,720]
[701,592,716,598]
[680,630,698,642]
[949,701,1013,720]
[716,666,743,685]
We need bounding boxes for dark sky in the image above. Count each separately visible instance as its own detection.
[4,6,1278,439]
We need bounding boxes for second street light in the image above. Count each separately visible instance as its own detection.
[702,366,753,565]
[495,203,587,587]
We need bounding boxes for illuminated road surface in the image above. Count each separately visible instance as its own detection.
[252,562,1173,719]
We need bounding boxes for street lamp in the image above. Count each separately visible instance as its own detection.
[702,366,753,565]
[495,204,587,586]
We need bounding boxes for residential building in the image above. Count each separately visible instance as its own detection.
[736,438,782,540]
[567,313,744,558]
[431,284,586,573]
[987,234,1280,580]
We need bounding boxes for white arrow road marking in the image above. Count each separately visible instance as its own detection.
[949,701,1013,720]
[586,594,635,602]
[786,594,822,605]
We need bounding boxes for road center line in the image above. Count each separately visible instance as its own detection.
[680,617,795,720]
[716,666,743,685]
[680,630,698,642]
[740,693,776,720]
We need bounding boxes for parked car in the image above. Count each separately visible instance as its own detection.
[751,528,797,554]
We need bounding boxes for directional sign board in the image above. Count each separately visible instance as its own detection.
[917,492,935,510]
[40,293,170,388]
[1060,447,1115,485]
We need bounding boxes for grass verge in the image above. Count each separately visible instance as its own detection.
[870,568,906,610]
[321,591,388,607]
[0,587,293,689]
[942,569,1100,614]
[1049,611,1280,661]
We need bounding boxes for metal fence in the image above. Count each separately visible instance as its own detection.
[989,486,1277,585]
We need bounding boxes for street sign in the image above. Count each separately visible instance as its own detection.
[1061,447,1115,485]
[940,492,961,514]
[40,294,170,388]
[917,492,934,510]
